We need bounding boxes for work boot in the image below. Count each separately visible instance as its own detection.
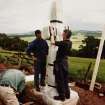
[65,93,70,99]
[54,96,65,101]
[36,87,40,92]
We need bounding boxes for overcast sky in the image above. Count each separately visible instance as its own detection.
[0,0,105,33]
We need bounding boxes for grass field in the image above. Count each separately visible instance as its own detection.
[68,57,105,83]
[21,37,34,42]
[0,50,105,82]
[0,50,18,57]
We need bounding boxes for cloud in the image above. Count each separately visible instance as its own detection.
[0,0,52,33]
[0,0,105,33]
[63,0,105,30]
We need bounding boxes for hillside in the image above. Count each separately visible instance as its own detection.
[7,30,102,38]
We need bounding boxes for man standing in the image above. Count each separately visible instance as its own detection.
[26,30,49,91]
[0,64,25,105]
[53,29,72,101]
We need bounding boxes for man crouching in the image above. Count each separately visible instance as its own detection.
[0,63,26,105]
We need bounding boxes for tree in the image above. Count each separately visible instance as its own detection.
[78,36,100,58]
[0,33,28,52]
[102,41,105,59]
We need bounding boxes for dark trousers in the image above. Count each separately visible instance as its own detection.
[54,59,70,98]
[34,58,46,88]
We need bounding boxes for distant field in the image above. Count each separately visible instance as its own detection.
[21,36,84,50]
[68,57,105,82]
[21,36,35,42]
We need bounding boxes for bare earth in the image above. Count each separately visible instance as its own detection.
[72,87,105,105]
[22,85,105,105]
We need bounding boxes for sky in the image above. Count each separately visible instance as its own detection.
[0,0,105,33]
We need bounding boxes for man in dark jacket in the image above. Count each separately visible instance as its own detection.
[53,29,72,101]
[26,30,49,91]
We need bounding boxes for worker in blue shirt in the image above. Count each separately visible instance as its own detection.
[26,30,49,91]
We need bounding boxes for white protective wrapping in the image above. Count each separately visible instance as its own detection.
[26,76,79,105]
[41,86,79,105]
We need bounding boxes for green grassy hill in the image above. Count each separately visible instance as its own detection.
[68,57,105,82]
[0,50,105,82]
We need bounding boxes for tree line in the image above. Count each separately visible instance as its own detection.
[0,33,28,52]
[0,33,105,58]
[71,36,105,58]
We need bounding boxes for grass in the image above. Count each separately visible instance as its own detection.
[0,50,105,83]
[68,57,105,82]
[0,50,17,56]
[0,50,33,65]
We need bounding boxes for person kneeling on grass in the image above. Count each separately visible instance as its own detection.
[0,63,27,105]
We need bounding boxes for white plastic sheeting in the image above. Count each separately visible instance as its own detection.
[41,86,79,105]
[26,75,79,105]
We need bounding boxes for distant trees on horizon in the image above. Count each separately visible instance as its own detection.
[0,33,105,58]
[71,36,105,58]
[0,33,28,52]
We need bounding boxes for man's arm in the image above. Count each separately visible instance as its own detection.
[45,40,49,55]
[26,41,35,56]
[55,41,65,47]
[68,41,72,56]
